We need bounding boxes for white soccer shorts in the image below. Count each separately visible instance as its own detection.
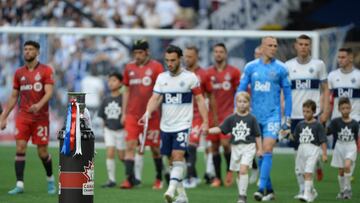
[331,141,357,168]
[295,144,320,174]
[229,143,256,171]
[104,127,126,150]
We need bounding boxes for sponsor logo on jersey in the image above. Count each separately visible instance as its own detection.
[295,79,311,89]
[338,88,353,98]
[129,77,152,86]
[21,76,26,81]
[20,84,33,91]
[165,93,183,104]
[254,81,271,92]
[33,82,43,92]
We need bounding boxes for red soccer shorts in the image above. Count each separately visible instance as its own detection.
[124,114,160,147]
[15,116,49,145]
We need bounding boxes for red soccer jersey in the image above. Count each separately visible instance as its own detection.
[123,59,164,118]
[207,65,241,123]
[192,67,212,121]
[13,63,54,120]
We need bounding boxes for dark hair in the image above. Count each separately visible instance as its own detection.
[24,40,40,50]
[297,34,311,41]
[338,47,353,55]
[185,45,199,54]
[303,99,316,113]
[132,39,149,51]
[109,72,123,81]
[165,45,183,57]
[338,97,351,107]
[213,43,227,52]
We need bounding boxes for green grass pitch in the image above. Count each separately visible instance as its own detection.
[0,145,358,203]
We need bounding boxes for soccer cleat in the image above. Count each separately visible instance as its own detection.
[203,173,215,185]
[294,192,303,199]
[237,195,247,203]
[164,190,175,203]
[343,189,352,199]
[224,171,233,187]
[249,169,259,184]
[174,193,189,203]
[253,191,264,202]
[101,180,116,188]
[120,179,133,189]
[316,168,323,181]
[8,186,24,195]
[152,179,163,190]
[210,178,222,187]
[336,191,344,199]
[261,192,275,201]
[183,178,199,189]
[47,180,56,194]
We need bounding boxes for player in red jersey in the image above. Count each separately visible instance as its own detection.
[183,46,217,188]
[0,41,55,195]
[120,39,164,189]
[207,43,241,187]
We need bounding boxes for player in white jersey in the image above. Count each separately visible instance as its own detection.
[285,34,330,198]
[328,48,360,181]
[328,48,360,122]
[140,45,208,203]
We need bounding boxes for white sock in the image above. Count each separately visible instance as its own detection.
[338,175,345,192]
[344,172,352,190]
[134,153,144,181]
[16,181,24,188]
[296,173,304,193]
[168,161,185,195]
[47,175,55,182]
[238,174,249,196]
[304,180,313,198]
[206,152,215,176]
[106,159,116,182]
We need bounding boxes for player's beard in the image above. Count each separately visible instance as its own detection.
[169,64,181,75]
[24,55,37,63]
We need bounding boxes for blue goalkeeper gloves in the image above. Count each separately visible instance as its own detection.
[279,117,291,140]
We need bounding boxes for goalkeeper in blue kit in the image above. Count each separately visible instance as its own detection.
[236,36,292,201]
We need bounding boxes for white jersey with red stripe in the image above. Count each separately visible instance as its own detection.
[328,68,360,121]
[285,58,327,119]
[153,69,202,132]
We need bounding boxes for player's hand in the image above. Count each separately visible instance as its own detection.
[120,114,126,125]
[322,154,328,163]
[138,111,151,125]
[200,122,209,136]
[0,118,7,130]
[28,103,41,113]
[279,117,291,138]
[256,149,263,157]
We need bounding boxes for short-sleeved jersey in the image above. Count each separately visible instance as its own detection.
[13,63,54,120]
[328,118,359,143]
[98,95,123,130]
[123,59,163,118]
[207,65,240,123]
[237,58,292,123]
[220,113,261,145]
[192,67,212,121]
[294,120,327,146]
[285,58,328,119]
[153,69,202,132]
[328,68,360,121]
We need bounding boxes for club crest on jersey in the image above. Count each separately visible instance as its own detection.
[33,82,43,92]
[210,76,216,81]
[308,67,314,74]
[351,78,356,84]
[179,81,185,87]
[145,69,153,76]
[129,71,135,76]
[224,73,231,81]
[21,76,26,81]
[35,72,41,81]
